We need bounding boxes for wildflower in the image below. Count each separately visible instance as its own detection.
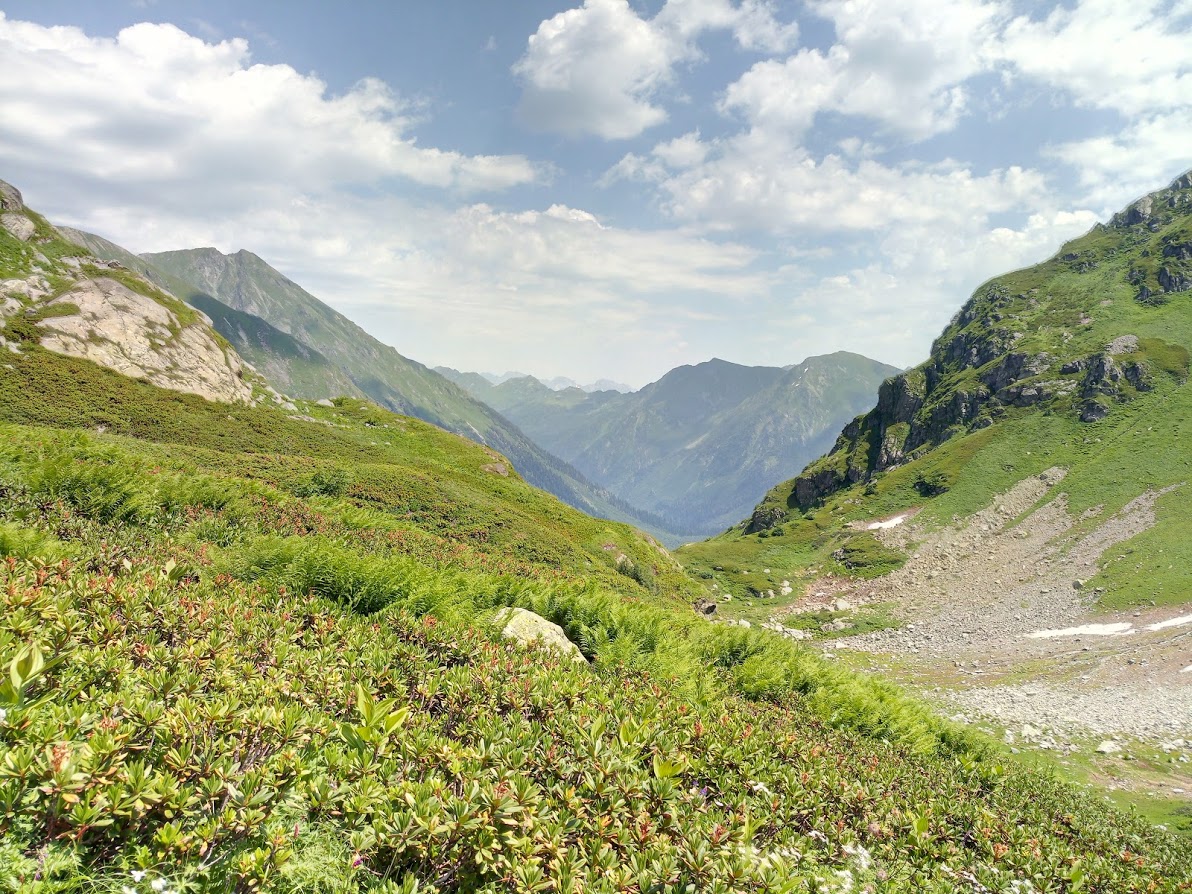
[0,707,6,726]
[151,880,169,892]
[123,887,136,894]
[131,871,146,882]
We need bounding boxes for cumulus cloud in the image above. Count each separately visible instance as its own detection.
[637,140,1046,235]
[998,0,1191,116]
[998,0,1192,209]
[721,0,1005,140]
[0,12,538,209]
[513,0,797,139]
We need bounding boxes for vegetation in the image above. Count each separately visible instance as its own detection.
[0,428,1186,890]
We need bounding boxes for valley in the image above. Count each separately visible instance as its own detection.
[3,166,1192,890]
[440,353,898,537]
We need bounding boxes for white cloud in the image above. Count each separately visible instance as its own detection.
[997,0,1192,211]
[999,0,1192,116]
[513,0,797,139]
[1047,113,1192,211]
[721,0,1005,141]
[653,143,1046,234]
[0,13,538,204]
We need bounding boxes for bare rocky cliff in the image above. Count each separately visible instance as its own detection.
[0,179,257,405]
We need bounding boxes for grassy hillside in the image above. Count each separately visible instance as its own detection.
[447,354,898,536]
[682,171,1192,615]
[0,348,1189,890]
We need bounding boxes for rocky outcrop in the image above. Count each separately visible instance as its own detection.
[1157,266,1192,294]
[494,607,587,663]
[1,213,35,242]
[0,180,23,212]
[743,504,787,534]
[38,277,253,404]
[0,180,36,241]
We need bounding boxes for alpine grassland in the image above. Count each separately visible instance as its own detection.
[0,344,1190,891]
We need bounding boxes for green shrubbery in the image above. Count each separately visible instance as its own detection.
[0,350,1188,890]
[0,529,1187,891]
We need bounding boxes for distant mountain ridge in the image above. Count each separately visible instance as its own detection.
[444,353,899,535]
[52,235,676,540]
[438,368,634,394]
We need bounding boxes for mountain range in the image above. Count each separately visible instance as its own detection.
[439,353,898,535]
[448,370,634,393]
[55,229,678,539]
[2,171,1189,886]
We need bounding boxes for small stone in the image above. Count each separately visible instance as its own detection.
[1095,740,1121,755]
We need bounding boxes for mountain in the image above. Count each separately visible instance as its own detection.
[56,227,364,401]
[744,170,1192,538]
[678,172,1192,837]
[448,353,898,535]
[80,244,672,540]
[0,183,263,406]
[585,377,634,393]
[3,176,1189,888]
[438,367,636,394]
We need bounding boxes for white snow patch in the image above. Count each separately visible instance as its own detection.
[867,513,911,530]
[1145,613,1192,632]
[1026,622,1135,639]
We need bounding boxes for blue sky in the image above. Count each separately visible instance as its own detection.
[1,1,1189,386]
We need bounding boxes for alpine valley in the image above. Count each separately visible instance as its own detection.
[1,166,1191,894]
[437,354,899,537]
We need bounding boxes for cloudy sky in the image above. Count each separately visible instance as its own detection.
[1,1,1189,386]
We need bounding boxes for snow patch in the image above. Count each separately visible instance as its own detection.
[867,513,911,530]
[1145,613,1192,632]
[1026,622,1134,639]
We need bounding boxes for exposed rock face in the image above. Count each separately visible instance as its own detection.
[494,607,587,663]
[0,180,23,211]
[744,505,787,534]
[38,277,252,404]
[1,213,34,242]
[1157,266,1192,294]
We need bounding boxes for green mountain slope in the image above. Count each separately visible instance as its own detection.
[131,246,675,539]
[687,170,1192,608]
[445,354,898,536]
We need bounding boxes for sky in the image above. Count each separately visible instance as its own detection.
[0,1,1189,388]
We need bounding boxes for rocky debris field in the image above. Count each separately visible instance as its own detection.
[778,470,1191,754]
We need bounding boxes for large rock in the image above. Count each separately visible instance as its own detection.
[0,180,23,212]
[1,213,35,242]
[38,276,253,404]
[494,607,587,663]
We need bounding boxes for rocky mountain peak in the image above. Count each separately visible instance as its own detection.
[767,168,1192,519]
[0,179,24,212]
